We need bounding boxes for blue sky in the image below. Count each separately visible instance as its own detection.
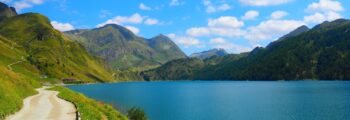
[2,0,350,55]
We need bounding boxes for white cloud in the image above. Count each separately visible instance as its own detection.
[242,10,259,20]
[217,4,231,11]
[0,0,12,3]
[186,16,245,38]
[144,18,159,25]
[271,11,288,19]
[186,27,210,37]
[97,13,162,27]
[208,16,244,28]
[170,0,184,6]
[306,0,343,13]
[139,3,151,11]
[210,38,226,44]
[239,0,291,6]
[167,33,202,47]
[13,0,44,11]
[209,27,246,38]
[97,13,144,27]
[245,19,305,42]
[28,0,43,4]
[303,0,343,24]
[125,26,140,34]
[13,1,31,11]
[304,11,342,24]
[99,10,112,18]
[203,0,232,13]
[51,21,75,32]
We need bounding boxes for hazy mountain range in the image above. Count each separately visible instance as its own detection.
[190,48,228,60]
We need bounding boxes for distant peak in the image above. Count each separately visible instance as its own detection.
[331,18,349,23]
[190,48,228,60]
[158,34,167,37]
[278,25,310,40]
[297,25,309,30]
[314,18,350,29]
[0,2,17,20]
[102,24,123,28]
[0,2,8,9]
[212,48,226,51]
[153,34,169,39]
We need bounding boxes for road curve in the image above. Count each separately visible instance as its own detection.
[6,87,76,120]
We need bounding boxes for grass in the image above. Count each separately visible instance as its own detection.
[0,13,126,119]
[0,36,41,119]
[50,86,128,120]
[0,13,115,83]
[0,66,40,119]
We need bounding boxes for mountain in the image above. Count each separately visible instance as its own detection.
[142,19,350,80]
[0,2,128,118]
[142,53,247,81]
[0,13,115,82]
[0,2,17,21]
[65,24,187,70]
[190,48,228,60]
[280,25,310,40]
[267,25,310,48]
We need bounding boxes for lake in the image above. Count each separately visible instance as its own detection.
[68,81,350,120]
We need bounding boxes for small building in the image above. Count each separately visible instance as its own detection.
[62,78,82,84]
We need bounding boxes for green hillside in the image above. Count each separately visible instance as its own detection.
[0,35,41,118]
[0,13,114,82]
[143,19,350,81]
[142,53,247,80]
[65,24,187,70]
[0,2,127,119]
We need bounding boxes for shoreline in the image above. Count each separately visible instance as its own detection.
[64,79,350,86]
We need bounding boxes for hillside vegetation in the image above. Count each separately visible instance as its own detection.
[0,2,128,119]
[0,13,115,82]
[0,36,41,119]
[65,25,187,70]
[190,48,228,60]
[143,19,350,80]
[50,86,127,120]
[142,53,247,80]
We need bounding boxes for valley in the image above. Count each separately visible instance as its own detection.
[1,0,350,120]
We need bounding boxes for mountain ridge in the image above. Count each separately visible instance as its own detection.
[190,48,228,60]
[142,19,350,80]
[0,2,17,21]
[65,24,187,70]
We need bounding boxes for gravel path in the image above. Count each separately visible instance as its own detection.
[6,87,76,120]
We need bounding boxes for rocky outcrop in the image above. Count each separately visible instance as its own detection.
[0,2,17,21]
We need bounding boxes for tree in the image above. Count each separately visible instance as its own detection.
[127,107,148,120]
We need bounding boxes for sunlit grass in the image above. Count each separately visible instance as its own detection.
[50,86,128,120]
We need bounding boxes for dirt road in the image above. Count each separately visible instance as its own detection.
[6,87,76,120]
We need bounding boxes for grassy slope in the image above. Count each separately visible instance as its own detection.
[0,13,114,82]
[0,13,126,119]
[0,36,41,119]
[50,86,127,120]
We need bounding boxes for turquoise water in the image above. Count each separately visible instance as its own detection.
[68,81,350,120]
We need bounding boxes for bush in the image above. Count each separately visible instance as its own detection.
[127,107,148,120]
